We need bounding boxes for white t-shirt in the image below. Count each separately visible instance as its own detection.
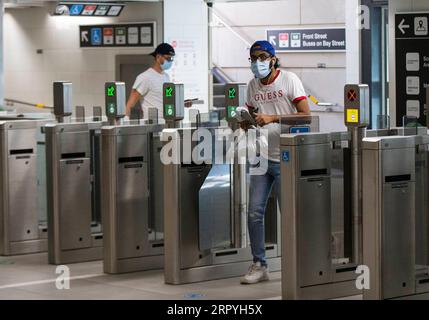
[132,67,170,120]
[246,70,307,162]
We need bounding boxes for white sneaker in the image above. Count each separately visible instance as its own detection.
[240,262,269,284]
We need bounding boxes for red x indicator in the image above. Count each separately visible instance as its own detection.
[347,90,357,102]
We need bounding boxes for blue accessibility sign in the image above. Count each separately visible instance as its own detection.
[290,126,310,133]
[91,28,102,45]
[70,4,83,16]
[282,151,290,163]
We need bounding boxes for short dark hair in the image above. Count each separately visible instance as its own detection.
[150,43,175,57]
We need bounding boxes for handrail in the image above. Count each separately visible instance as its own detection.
[209,7,252,49]
[212,64,235,83]
[4,98,53,109]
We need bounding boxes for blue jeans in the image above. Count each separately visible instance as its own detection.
[248,160,281,267]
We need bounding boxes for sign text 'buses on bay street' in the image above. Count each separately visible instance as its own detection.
[267,28,346,52]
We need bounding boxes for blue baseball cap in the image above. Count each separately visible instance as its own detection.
[250,40,276,57]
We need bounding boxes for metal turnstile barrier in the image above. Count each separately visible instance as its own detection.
[362,135,429,299]
[280,132,360,299]
[163,126,281,285]
[45,122,103,264]
[1,121,48,255]
[101,123,165,274]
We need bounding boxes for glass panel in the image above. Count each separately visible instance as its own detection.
[198,164,232,251]
[377,114,390,130]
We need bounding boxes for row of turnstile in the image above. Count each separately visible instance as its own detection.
[280,84,429,300]
[1,81,305,282]
[2,81,428,300]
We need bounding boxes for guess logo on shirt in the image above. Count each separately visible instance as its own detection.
[254,90,284,102]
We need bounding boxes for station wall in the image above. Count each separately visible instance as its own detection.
[212,0,348,132]
[3,2,163,114]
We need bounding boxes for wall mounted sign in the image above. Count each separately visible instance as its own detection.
[80,23,155,48]
[266,28,346,52]
[55,2,124,17]
[395,13,429,126]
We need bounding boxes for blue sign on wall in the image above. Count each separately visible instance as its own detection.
[70,4,84,16]
[91,28,102,46]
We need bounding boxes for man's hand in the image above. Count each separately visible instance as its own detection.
[254,113,278,126]
[239,121,253,131]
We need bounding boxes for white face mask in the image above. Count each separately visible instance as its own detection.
[250,60,271,79]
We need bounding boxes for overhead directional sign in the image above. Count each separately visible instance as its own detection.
[55,2,124,17]
[91,28,102,46]
[398,18,411,35]
[266,28,346,52]
[80,23,155,48]
[395,13,429,126]
[81,30,89,44]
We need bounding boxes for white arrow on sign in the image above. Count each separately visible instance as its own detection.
[81,30,89,43]
[398,18,410,34]
[269,35,277,46]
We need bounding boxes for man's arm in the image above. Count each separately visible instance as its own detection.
[125,89,142,117]
[254,99,311,126]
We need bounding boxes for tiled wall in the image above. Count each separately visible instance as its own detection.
[3,2,163,114]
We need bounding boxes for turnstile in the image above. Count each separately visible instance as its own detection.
[163,125,281,285]
[0,121,48,255]
[101,123,165,274]
[362,135,429,299]
[280,132,360,299]
[45,122,103,264]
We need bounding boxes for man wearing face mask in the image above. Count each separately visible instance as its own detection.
[240,40,310,284]
[126,43,191,120]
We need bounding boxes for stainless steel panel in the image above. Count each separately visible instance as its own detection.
[7,128,37,151]
[116,161,149,259]
[37,142,47,224]
[298,144,331,173]
[116,134,147,160]
[60,131,89,155]
[59,158,92,250]
[382,148,415,180]
[179,164,211,269]
[8,154,38,242]
[298,176,331,287]
[331,145,347,260]
[149,134,164,242]
[382,182,416,298]
[415,147,429,266]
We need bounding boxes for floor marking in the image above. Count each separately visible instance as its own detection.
[0,273,104,290]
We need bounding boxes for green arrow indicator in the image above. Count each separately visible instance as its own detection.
[107,86,115,97]
[165,87,173,97]
[228,88,236,99]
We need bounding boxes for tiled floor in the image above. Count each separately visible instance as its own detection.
[0,253,362,300]
[0,253,282,300]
